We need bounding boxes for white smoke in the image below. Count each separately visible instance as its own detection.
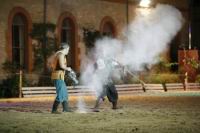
[121,4,183,71]
[76,96,88,113]
[80,4,184,104]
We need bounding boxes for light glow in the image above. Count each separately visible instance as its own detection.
[139,0,151,8]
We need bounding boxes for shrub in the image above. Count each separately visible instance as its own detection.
[143,73,181,83]
[195,75,200,83]
[0,61,31,97]
[114,73,181,84]
[0,75,19,98]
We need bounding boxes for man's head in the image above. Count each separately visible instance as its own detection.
[59,43,70,55]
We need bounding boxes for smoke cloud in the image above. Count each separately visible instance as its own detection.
[79,4,183,109]
[121,4,183,71]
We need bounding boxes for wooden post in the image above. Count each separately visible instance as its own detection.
[19,70,22,98]
[142,83,146,92]
[162,83,167,92]
[184,72,188,91]
[183,48,188,90]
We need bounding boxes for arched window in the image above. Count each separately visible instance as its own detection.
[100,16,117,38]
[57,12,78,70]
[12,14,27,70]
[61,18,74,68]
[8,7,32,72]
[61,18,72,43]
[102,22,115,37]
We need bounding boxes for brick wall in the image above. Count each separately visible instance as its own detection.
[0,0,189,73]
[0,0,128,72]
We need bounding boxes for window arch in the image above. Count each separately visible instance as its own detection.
[7,7,32,72]
[100,16,117,37]
[57,12,78,71]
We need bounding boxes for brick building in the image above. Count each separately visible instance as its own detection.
[0,0,191,76]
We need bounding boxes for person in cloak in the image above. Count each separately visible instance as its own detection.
[93,57,119,112]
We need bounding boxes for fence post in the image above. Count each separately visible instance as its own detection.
[141,83,146,92]
[19,70,22,98]
[183,72,188,91]
[162,83,167,92]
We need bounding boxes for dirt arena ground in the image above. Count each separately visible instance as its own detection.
[0,91,200,133]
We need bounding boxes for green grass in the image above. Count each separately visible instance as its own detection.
[0,92,200,133]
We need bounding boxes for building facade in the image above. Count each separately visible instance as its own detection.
[0,0,190,76]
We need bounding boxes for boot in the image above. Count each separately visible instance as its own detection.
[62,101,72,112]
[112,101,117,110]
[93,98,104,112]
[52,100,61,114]
[94,100,100,109]
[93,100,100,112]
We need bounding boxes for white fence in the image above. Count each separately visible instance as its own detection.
[22,83,200,98]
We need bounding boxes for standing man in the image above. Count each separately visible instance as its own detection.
[93,58,118,112]
[51,43,72,113]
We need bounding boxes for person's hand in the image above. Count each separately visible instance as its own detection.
[66,67,72,72]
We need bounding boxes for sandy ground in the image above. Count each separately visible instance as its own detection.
[0,91,200,133]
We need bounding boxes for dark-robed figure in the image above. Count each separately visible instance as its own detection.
[93,58,119,111]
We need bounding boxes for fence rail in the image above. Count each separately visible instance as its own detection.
[22,83,200,98]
